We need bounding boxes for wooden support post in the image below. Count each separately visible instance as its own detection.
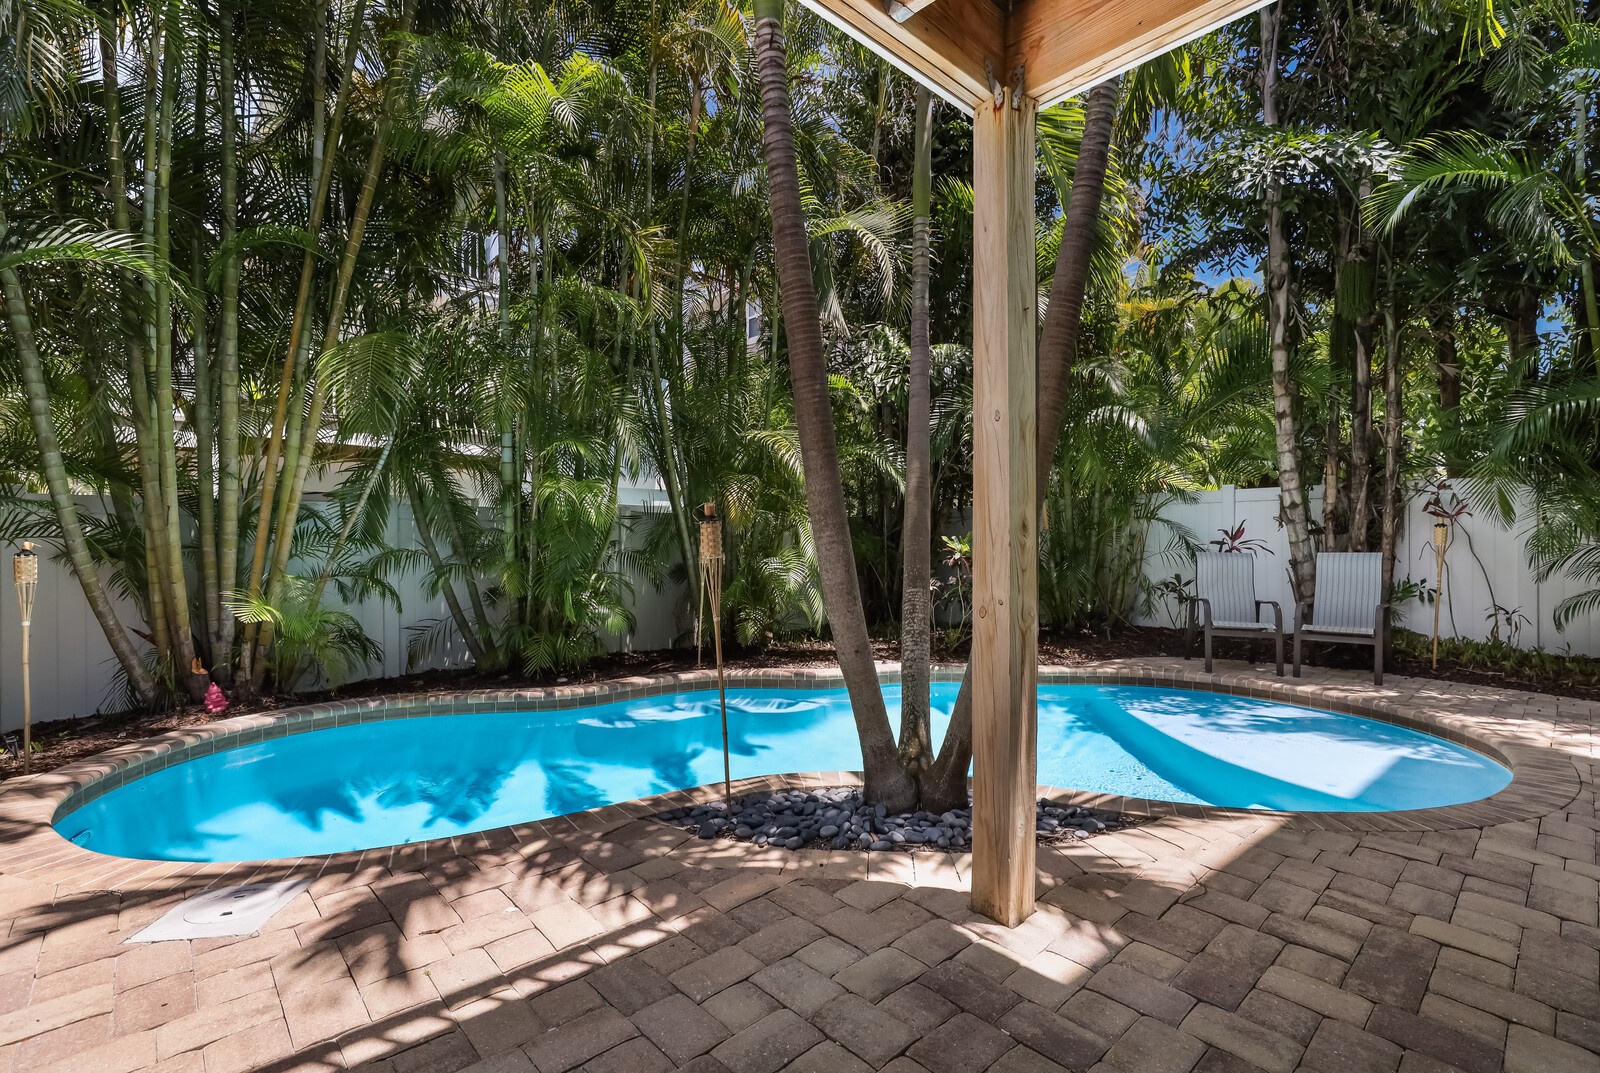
[969,80,1039,927]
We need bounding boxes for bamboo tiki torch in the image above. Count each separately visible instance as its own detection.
[698,505,731,809]
[13,543,38,775]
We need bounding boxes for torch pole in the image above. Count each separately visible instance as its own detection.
[20,616,29,776]
[13,543,38,776]
[698,505,731,810]
[1432,522,1449,670]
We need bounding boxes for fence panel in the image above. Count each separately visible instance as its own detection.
[0,498,682,730]
[1133,485,1599,658]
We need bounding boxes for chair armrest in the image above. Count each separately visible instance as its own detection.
[1257,600,1283,630]
[1194,597,1214,628]
[1374,602,1390,636]
[1295,601,1311,632]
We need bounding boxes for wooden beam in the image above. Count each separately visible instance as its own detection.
[968,84,1039,928]
[796,0,1003,113]
[1009,0,1271,107]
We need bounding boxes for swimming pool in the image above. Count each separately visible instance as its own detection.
[55,684,1510,862]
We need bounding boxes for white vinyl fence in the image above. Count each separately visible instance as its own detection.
[0,497,685,731]
[1131,485,1600,658]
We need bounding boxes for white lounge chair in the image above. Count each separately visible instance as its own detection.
[1294,551,1388,685]
[1184,552,1284,676]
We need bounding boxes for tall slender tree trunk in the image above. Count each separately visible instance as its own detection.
[495,152,517,572]
[409,483,489,665]
[254,25,410,681]
[1322,407,1340,551]
[753,0,914,809]
[641,26,701,624]
[1,226,160,704]
[312,441,392,607]
[1379,292,1404,608]
[1349,312,1376,551]
[215,0,242,677]
[1034,77,1119,485]
[135,18,173,666]
[1261,2,1316,605]
[922,75,1121,812]
[1432,308,1460,470]
[191,45,221,666]
[898,86,935,779]
[153,23,205,699]
[99,2,163,637]
[238,0,366,688]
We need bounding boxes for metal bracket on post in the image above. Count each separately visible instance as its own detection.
[883,0,915,22]
[1011,64,1025,109]
[985,59,1004,110]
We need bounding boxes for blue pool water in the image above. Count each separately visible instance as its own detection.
[57,685,1510,862]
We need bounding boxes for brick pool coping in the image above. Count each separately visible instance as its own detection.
[0,660,1579,891]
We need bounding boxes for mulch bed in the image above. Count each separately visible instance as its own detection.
[5,625,1597,781]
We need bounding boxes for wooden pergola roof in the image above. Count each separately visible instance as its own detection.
[801,0,1272,111]
[794,0,1271,928]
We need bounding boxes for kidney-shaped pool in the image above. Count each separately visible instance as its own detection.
[55,684,1510,861]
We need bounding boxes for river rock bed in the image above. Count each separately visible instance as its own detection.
[655,787,1126,852]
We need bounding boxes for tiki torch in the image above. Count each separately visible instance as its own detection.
[1432,521,1449,670]
[698,504,731,809]
[13,543,38,775]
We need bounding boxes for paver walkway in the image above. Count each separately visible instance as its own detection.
[0,658,1597,1073]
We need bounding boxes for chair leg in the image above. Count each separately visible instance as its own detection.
[1275,630,1284,677]
[1374,638,1383,686]
[1204,628,1213,674]
[1293,632,1302,678]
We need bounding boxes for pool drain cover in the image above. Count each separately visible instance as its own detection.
[127,880,312,943]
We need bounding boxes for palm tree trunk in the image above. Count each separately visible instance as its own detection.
[99,2,167,653]
[495,152,517,570]
[1432,308,1461,473]
[216,0,242,677]
[922,72,1121,812]
[191,45,221,666]
[1322,405,1340,551]
[1,238,159,705]
[408,483,490,666]
[1349,312,1376,550]
[446,512,499,666]
[1034,76,1119,483]
[153,23,205,698]
[1261,2,1316,605]
[898,86,935,780]
[311,440,392,608]
[753,0,913,810]
[642,33,701,625]
[135,17,173,666]
[1379,293,1404,608]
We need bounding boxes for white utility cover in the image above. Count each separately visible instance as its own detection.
[126,880,312,943]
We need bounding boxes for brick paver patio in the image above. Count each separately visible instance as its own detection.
[0,658,1596,1073]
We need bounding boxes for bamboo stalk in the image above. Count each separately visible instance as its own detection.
[238,0,367,686]
[255,8,412,680]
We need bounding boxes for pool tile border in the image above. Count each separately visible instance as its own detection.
[0,659,1579,890]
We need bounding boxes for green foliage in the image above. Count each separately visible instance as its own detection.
[225,577,382,692]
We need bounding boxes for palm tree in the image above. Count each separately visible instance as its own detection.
[751,0,915,809]
[1260,1,1317,604]
[0,217,161,704]
[897,86,935,780]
